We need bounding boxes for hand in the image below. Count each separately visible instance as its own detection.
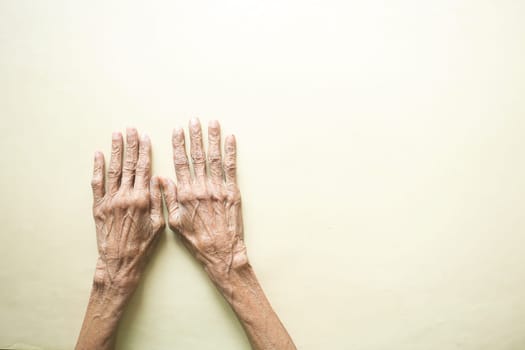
[77,128,165,350]
[90,128,165,293]
[161,119,248,281]
[161,119,296,350]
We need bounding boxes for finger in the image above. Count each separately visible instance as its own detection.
[135,134,151,190]
[161,178,181,228]
[161,178,178,215]
[172,127,191,186]
[121,127,139,189]
[91,151,105,203]
[224,134,237,185]
[108,132,123,194]
[228,201,244,239]
[207,120,223,183]
[189,118,206,184]
[150,176,165,229]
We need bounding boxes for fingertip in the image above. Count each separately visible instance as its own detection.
[112,131,122,140]
[208,120,221,135]
[225,134,236,147]
[141,133,151,147]
[172,127,184,141]
[94,151,103,160]
[126,127,138,138]
[190,117,201,127]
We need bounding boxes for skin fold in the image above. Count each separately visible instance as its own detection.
[76,120,296,350]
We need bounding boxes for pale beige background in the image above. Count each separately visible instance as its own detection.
[1,0,524,349]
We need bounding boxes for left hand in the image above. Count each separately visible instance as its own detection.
[161,119,248,282]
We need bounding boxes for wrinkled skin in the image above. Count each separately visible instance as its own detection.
[161,119,247,277]
[78,122,295,350]
[161,119,296,350]
[76,128,165,350]
[91,128,165,291]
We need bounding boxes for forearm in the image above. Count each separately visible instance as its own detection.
[75,281,131,350]
[206,262,296,350]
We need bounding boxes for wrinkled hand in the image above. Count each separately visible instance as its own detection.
[90,128,165,293]
[161,119,247,279]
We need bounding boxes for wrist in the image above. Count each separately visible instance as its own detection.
[203,252,251,292]
[205,260,261,305]
[88,281,130,319]
[87,267,137,326]
[93,257,141,300]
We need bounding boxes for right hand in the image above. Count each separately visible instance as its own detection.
[91,128,165,293]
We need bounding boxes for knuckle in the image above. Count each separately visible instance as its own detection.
[113,194,130,209]
[174,151,188,163]
[224,159,236,170]
[226,191,241,204]
[174,159,189,169]
[192,157,205,165]
[101,203,112,215]
[210,186,226,201]
[114,199,127,210]
[123,160,136,171]
[191,148,205,160]
[137,157,149,169]
[135,167,147,178]
[193,184,209,199]
[91,178,102,189]
[178,189,195,202]
[134,195,149,209]
[93,208,104,220]
[208,152,221,163]
[108,166,121,179]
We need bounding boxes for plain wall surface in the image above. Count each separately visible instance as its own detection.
[1,0,525,349]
